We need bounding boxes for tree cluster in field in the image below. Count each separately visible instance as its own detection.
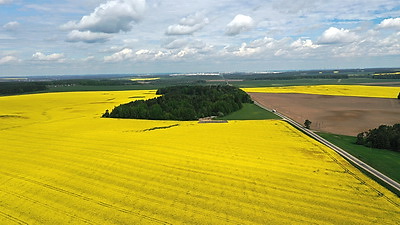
[103,85,253,121]
[0,82,48,95]
[356,124,400,152]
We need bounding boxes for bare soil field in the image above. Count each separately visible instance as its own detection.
[249,93,400,136]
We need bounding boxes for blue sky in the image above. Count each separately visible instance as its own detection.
[0,0,400,76]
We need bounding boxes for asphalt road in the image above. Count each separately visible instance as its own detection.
[254,101,400,193]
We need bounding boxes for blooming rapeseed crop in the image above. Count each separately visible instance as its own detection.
[243,85,400,98]
[0,91,399,224]
[130,77,160,81]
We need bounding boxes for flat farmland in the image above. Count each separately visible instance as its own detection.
[249,93,400,136]
[0,91,399,224]
[245,85,400,136]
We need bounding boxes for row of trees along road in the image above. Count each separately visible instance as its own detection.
[103,85,253,121]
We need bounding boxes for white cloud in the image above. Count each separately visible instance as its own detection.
[0,0,13,5]
[223,37,288,57]
[3,21,20,31]
[247,37,276,48]
[163,38,211,51]
[221,36,322,58]
[66,30,112,43]
[83,56,95,62]
[174,48,198,58]
[32,52,65,62]
[0,56,19,64]
[62,0,146,34]
[226,14,254,36]
[318,27,358,44]
[378,18,400,29]
[291,39,319,49]
[135,49,161,60]
[104,48,134,62]
[234,43,262,56]
[165,13,209,35]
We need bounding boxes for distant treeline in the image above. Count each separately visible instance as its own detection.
[0,79,136,95]
[253,74,349,80]
[48,79,134,86]
[0,82,48,95]
[356,124,400,152]
[372,74,400,79]
[103,85,253,120]
[223,73,349,80]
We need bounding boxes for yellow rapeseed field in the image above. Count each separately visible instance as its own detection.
[243,85,400,98]
[0,91,399,224]
[130,78,160,81]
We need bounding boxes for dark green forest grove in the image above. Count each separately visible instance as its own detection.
[356,124,400,152]
[103,85,253,121]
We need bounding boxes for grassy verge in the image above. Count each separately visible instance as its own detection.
[217,103,280,120]
[317,132,400,185]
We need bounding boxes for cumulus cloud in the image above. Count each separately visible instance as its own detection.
[62,0,146,34]
[66,30,112,43]
[104,48,134,62]
[223,37,288,57]
[291,39,319,49]
[165,13,209,35]
[221,36,321,58]
[3,21,20,31]
[378,18,400,29]
[32,52,65,62]
[226,14,254,36]
[318,27,358,44]
[0,0,13,5]
[0,56,18,64]
[104,48,170,62]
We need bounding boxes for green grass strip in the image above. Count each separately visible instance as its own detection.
[217,103,280,120]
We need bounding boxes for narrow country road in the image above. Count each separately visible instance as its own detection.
[253,100,400,193]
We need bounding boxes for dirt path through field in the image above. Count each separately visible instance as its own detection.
[249,92,400,136]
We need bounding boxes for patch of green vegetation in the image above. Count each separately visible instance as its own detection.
[217,103,280,120]
[356,124,400,152]
[105,85,252,121]
[317,132,400,184]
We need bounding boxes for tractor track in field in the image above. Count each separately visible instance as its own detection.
[0,171,172,225]
[0,210,28,225]
[0,189,95,225]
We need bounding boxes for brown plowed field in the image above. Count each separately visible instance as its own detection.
[249,92,400,136]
